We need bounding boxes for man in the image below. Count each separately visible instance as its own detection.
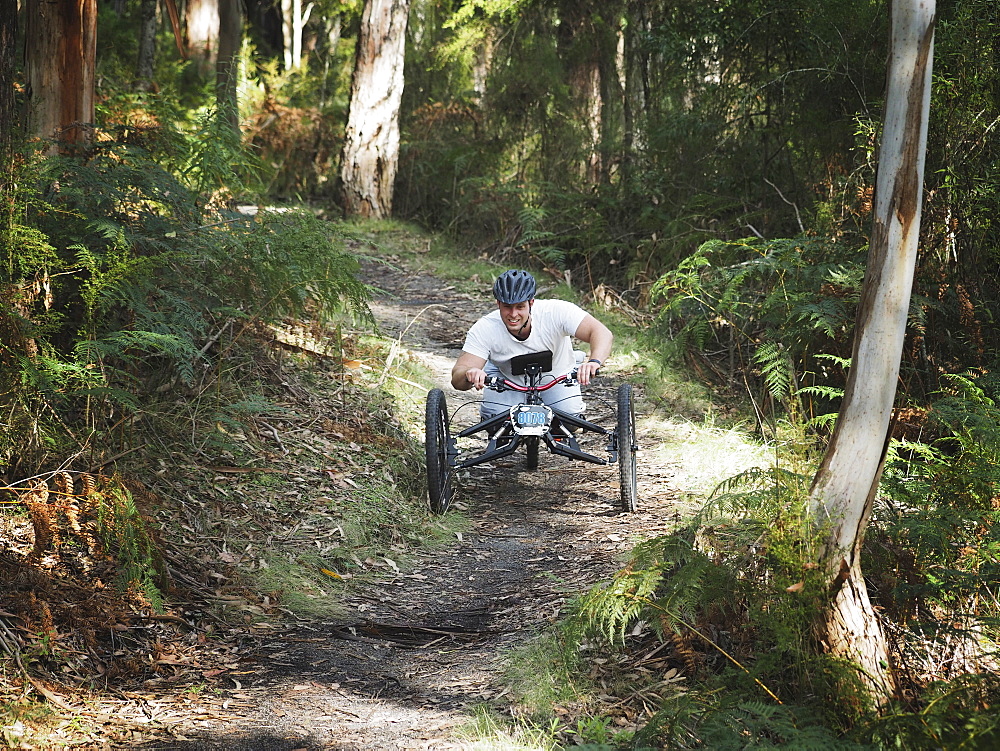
[451,269,613,418]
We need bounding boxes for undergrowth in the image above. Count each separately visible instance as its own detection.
[555,367,1000,748]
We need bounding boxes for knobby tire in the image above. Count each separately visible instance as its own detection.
[617,383,638,512]
[425,389,453,513]
[526,436,539,470]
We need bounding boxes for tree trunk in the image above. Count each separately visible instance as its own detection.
[808,0,935,705]
[339,0,409,219]
[0,0,18,275]
[622,0,649,183]
[135,0,158,91]
[557,2,603,184]
[216,0,242,132]
[280,0,312,69]
[0,0,17,155]
[24,0,98,149]
[186,0,219,69]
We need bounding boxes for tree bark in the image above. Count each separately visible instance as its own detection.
[25,0,98,149]
[216,0,242,132]
[339,0,409,219]
[621,0,649,183]
[557,1,603,184]
[186,0,219,69]
[136,0,158,91]
[808,0,935,705]
[0,0,17,155]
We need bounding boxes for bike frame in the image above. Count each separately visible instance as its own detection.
[449,360,619,470]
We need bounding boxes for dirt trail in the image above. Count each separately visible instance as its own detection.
[125,260,681,750]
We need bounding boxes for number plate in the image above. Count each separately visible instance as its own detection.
[511,405,552,436]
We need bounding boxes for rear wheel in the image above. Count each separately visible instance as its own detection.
[425,389,453,513]
[526,436,539,470]
[617,384,638,512]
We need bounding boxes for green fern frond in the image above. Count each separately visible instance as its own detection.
[753,341,793,399]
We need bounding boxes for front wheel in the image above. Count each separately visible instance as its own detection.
[425,389,453,513]
[526,436,539,470]
[617,384,638,513]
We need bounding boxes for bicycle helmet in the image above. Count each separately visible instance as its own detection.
[493,269,537,304]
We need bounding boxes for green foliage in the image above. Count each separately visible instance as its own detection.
[0,119,371,477]
[873,372,1000,624]
[868,674,1000,749]
[652,235,867,421]
[573,467,835,707]
[93,479,166,613]
[208,209,373,326]
[182,107,266,197]
[635,693,864,750]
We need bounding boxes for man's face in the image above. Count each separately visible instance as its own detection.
[498,300,532,335]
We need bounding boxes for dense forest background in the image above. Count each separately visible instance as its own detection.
[5,0,1000,745]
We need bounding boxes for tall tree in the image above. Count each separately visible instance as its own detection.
[136,0,158,90]
[281,0,312,70]
[0,0,16,154]
[217,0,243,132]
[186,0,220,68]
[24,0,98,148]
[340,0,409,218]
[557,1,604,184]
[808,0,935,704]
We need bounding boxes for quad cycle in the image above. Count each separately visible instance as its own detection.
[425,350,638,514]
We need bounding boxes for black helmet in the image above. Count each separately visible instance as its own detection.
[493,269,537,304]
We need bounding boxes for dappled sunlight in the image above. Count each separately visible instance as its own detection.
[640,415,773,500]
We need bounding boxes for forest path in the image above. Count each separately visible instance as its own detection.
[131,255,683,750]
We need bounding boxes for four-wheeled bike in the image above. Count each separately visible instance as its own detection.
[425,350,637,514]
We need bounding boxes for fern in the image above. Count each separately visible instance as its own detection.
[753,341,794,400]
[92,479,165,613]
[652,235,867,422]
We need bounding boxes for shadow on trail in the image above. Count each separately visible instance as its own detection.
[131,471,644,750]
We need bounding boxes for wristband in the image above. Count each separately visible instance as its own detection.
[588,358,603,366]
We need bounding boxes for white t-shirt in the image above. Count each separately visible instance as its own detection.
[461,299,589,383]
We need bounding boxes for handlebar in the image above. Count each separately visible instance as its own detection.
[484,370,580,393]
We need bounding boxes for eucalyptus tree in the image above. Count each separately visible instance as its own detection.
[24,0,97,149]
[135,0,158,90]
[340,0,410,218]
[808,0,935,704]
[186,0,219,69]
[0,0,16,152]
[217,0,243,132]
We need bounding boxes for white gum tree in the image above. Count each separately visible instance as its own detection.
[339,0,410,219]
[808,0,936,704]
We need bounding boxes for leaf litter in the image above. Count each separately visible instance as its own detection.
[1,248,690,749]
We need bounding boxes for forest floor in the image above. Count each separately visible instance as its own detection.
[1,234,759,749]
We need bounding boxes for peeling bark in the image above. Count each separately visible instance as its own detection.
[339,0,409,219]
[25,0,98,149]
[809,0,935,705]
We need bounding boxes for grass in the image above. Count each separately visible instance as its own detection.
[456,704,561,751]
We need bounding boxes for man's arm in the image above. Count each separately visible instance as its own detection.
[574,314,613,386]
[451,351,489,391]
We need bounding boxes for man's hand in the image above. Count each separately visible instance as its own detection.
[452,352,490,391]
[577,359,602,386]
[464,367,488,390]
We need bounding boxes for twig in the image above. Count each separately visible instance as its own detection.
[88,445,145,472]
[256,419,287,453]
[764,178,805,234]
[198,319,234,357]
[640,596,783,705]
[377,304,443,388]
